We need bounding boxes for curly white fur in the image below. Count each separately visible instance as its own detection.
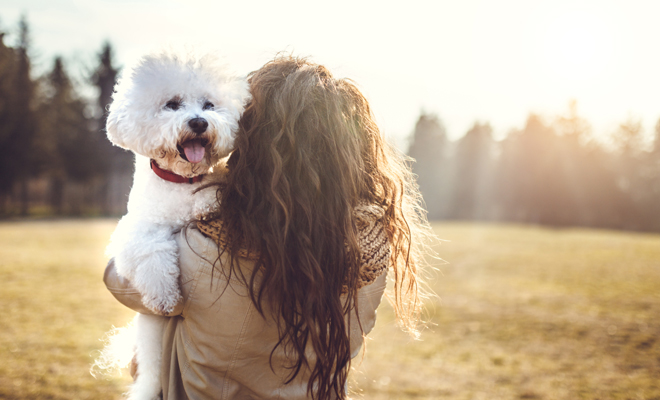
[101,48,249,400]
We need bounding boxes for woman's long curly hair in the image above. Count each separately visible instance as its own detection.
[208,56,432,400]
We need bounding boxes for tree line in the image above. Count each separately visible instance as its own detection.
[409,101,660,232]
[1,16,658,232]
[0,16,132,216]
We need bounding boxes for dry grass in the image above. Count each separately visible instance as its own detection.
[0,220,658,399]
[351,223,660,400]
[0,219,133,399]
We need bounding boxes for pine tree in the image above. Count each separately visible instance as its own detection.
[610,118,647,229]
[497,114,570,225]
[634,118,660,230]
[408,113,450,219]
[650,120,660,229]
[91,42,118,132]
[552,101,596,226]
[39,57,96,213]
[450,122,494,220]
[8,16,37,215]
[0,30,17,211]
[90,42,131,214]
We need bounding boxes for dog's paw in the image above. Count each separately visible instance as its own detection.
[142,291,182,315]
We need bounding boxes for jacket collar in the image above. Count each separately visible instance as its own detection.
[150,159,204,184]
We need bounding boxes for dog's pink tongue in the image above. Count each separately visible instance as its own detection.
[182,139,205,164]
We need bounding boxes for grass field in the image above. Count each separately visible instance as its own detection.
[0,220,658,399]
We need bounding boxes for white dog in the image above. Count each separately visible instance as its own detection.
[103,49,249,400]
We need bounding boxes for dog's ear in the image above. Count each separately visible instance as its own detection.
[105,98,129,149]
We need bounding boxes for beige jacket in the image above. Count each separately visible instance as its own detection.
[104,226,387,400]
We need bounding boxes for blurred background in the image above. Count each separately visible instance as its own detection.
[0,0,658,399]
[0,0,658,228]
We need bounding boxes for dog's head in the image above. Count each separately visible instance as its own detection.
[106,49,249,177]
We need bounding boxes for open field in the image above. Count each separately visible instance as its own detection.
[352,223,660,400]
[0,220,658,399]
[0,220,133,399]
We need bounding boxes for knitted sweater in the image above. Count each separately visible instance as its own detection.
[196,203,390,291]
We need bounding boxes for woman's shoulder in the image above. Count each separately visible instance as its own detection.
[353,203,390,290]
[178,222,259,278]
[194,204,392,291]
[176,223,217,254]
[196,219,259,260]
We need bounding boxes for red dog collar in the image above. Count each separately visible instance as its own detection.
[150,159,204,184]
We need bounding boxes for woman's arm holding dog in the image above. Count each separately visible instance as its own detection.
[104,258,184,316]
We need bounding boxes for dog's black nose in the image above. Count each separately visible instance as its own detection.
[188,118,208,134]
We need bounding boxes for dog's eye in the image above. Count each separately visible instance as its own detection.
[203,101,215,111]
[165,100,181,111]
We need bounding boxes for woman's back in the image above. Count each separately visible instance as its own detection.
[157,226,386,400]
[205,56,428,399]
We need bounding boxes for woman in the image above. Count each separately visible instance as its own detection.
[105,56,431,400]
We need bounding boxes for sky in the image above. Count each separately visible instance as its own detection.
[1,0,659,149]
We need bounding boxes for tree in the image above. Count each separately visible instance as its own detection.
[39,57,97,213]
[555,100,591,145]
[7,16,38,215]
[608,117,648,229]
[552,101,598,226]
[633,118,660,231]
[612,117,644,156]
[408,113,450,219]
[0,29,17,211]
[497,114,577,225]
[650,120,660,229]
[90,42,131,214]
[91,42,119,132]
[554,103,632,229]
[449,122,495,220]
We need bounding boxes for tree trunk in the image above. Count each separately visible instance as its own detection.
[19,180,29,216]
[50,177,65,215]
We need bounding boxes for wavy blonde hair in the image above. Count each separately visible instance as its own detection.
[206,55,432,399]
